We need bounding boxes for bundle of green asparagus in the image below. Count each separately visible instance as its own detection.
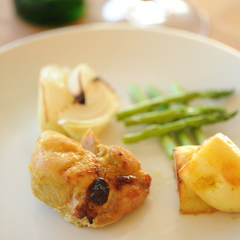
[116,84,237,159]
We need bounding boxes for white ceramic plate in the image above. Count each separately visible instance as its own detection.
[1,23,240,240]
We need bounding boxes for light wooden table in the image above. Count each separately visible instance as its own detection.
[0,0,240,51]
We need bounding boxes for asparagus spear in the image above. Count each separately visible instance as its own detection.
[170,83,208,145]
[124,105,226,126]
[145,84,169,111]
[169,83,193,145]
[128,84,178,158]
[146,84,179,159]
[117,89,234,120]
[128,84,148,103]
[147,84,194,145]
[191,127,207,144]
[123,111,237,144]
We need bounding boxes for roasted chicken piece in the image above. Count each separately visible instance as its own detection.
[29,130,151,228]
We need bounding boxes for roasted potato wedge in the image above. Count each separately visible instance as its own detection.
[174,145,216,214]
[179,133,240,213]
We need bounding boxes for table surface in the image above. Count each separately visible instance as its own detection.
[0,0,240,51]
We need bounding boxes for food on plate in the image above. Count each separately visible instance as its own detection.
[175,133,240,213]
[38,63,119,141]
[117,88,234,120]
[123,105,226,126]
[123,84,180,159]
[122,113,236,144]
[29,130,151,228]
[117,83,236,159]
[174,145,216,214]
[168,83,207,147]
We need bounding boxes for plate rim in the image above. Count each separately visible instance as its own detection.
[0,22,239,58]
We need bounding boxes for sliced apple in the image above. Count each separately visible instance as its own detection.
[179,133,240,212]
[174,145,216,214]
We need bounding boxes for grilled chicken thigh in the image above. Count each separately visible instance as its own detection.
[29,130,151,228]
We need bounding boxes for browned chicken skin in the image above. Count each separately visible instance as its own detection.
[29,130,151,228]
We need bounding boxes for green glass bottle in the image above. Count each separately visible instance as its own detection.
[14,0,85,26]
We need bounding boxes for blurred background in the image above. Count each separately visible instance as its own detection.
[0,0,239,51]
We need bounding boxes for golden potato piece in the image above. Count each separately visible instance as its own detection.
[174,145,216,214]
[179,133,240,212]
